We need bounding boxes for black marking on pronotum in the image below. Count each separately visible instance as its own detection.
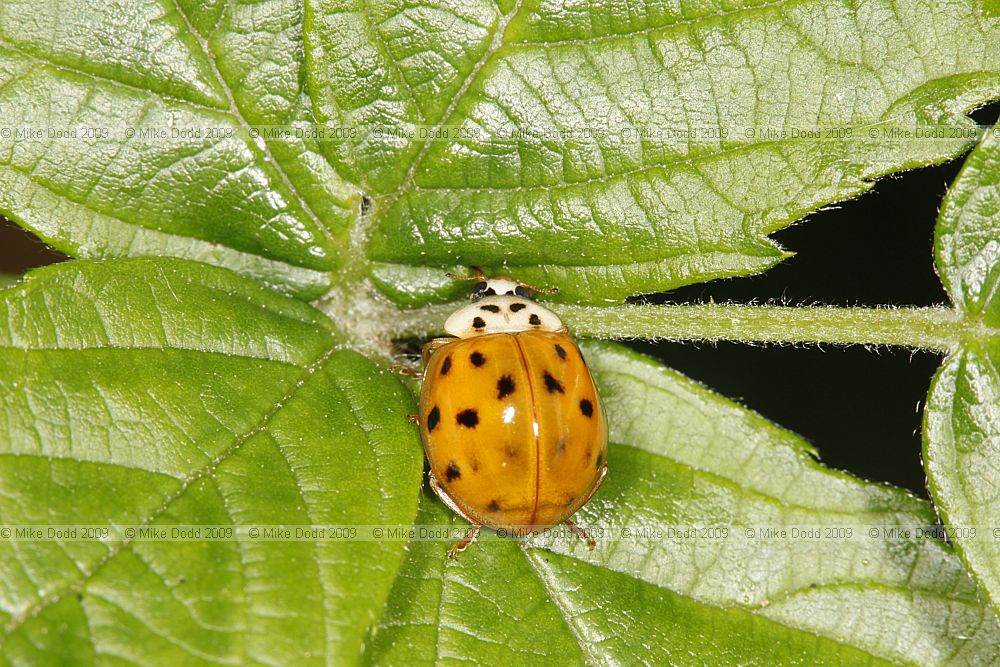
[543,371,564,393]
[488,500,501,512]
[440,356,452,375]
[480,304,501,313]
[515,286,530,297]
[446,463,461,481]
[497,375,515,399]
[529,313,542,326]
[427,406,441,431]
[555,343,567,360]
[579,399,594,417]
[509,303,526,312]
[472,316,486,329]
[470,351,486,367]
[456,409,479,427]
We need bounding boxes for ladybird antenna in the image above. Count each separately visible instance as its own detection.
[444,267,487,282]
[516,279,560,295]
[442,268,559,296]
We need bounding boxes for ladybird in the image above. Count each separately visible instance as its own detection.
[417,275,608,557]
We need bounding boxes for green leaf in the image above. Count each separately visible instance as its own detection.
[934,129,1000,325]
[924,127,1000,616]
[311,0,1000,303]
[368,342,1000,665]
[0,0,356,299]
[2,0,1000,662]
[0,257,423,665]
[2,258,997,663]
[3,0,999,305]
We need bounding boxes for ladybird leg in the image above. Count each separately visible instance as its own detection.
[448,524,481,559]
[575,462,608,508]
[407,414,419,424]
[563,519,597,551]
[392,362,422,377]
[421,337,454,368]
[428,471,483,558]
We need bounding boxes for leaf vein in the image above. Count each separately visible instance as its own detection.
[0,345,338,642]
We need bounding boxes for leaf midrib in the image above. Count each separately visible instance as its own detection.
[0,157,329,276]
[0,346,305,365]
[506,0,799,48]
[0,38,223,112]
[393,116,981,196]
[0,28,340,273]
[0,345,338,642]
[376,0,527,216]
[610,439,928,519]
[163,0,337,249]
[520,545,896,666]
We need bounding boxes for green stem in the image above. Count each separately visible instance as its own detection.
[392,303,975,352]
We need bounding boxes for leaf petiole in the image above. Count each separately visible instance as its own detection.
[390,302,982,352]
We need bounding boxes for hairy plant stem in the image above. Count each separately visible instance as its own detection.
[389,303,983,353]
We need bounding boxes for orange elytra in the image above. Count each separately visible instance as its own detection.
[417,275,608,557]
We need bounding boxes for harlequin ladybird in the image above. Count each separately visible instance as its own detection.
[417,275,608,557]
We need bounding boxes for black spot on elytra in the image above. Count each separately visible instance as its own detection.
[471,456,480,472]
[456,409,479,428]
[497,375,515,398]
[472,316,486,329]
[543,371,564,393]
[579,399,594,417]
[529,313,542,326]
[555,343,567,359]
[427,406,440,431]
[510,303,526,312]
[440,356,452,375]
[480,304,501,313]
[446,463,461,481]
[470,351,486,367]
[488,500,501,512]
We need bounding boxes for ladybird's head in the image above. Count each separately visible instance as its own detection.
[445,276,563,338]
[469,277,530,301]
